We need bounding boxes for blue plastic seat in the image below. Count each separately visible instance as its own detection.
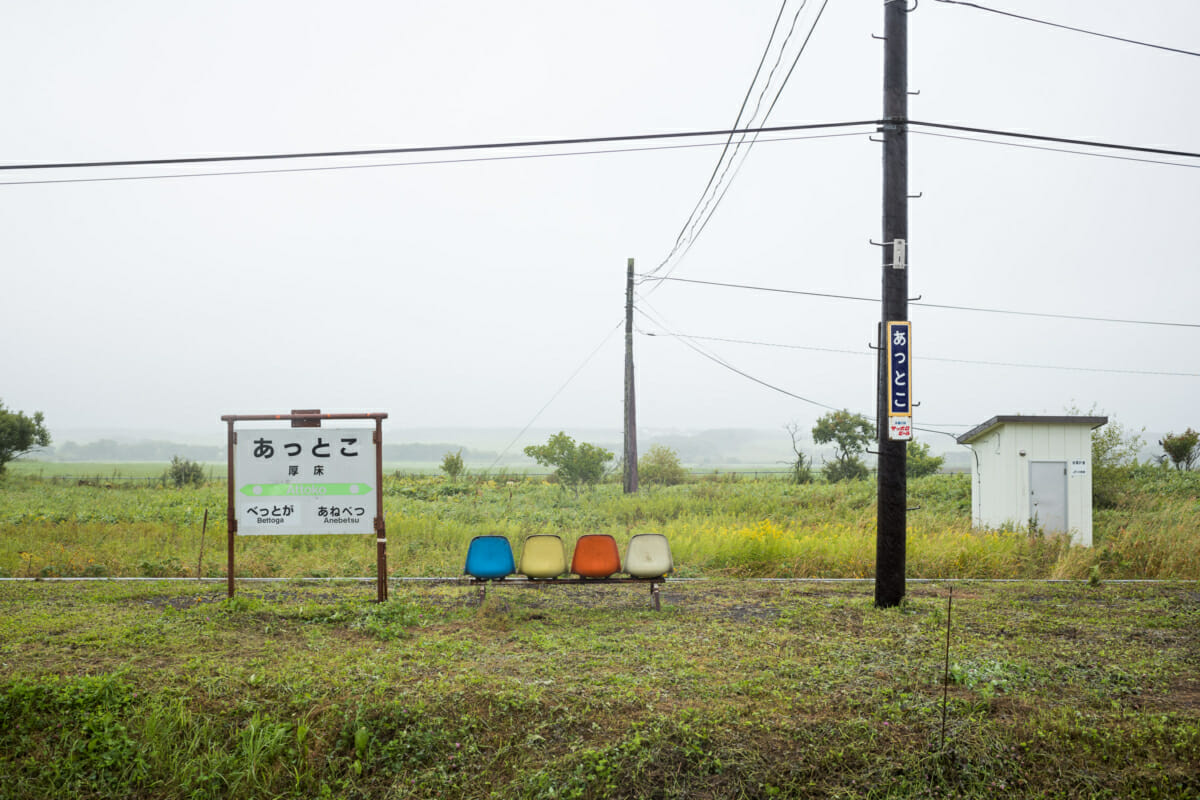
[464,535,516,580]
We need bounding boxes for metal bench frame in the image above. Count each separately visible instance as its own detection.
[466,575,668,610]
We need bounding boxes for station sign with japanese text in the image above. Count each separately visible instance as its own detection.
[886,321,913,441]
[234,427,376,535]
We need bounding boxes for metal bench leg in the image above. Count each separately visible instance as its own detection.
[650,581,661,612]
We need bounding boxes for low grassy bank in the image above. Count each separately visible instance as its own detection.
[1,579,1196,799]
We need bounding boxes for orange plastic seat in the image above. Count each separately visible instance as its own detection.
[570,534,621,578]
[624,533,674,579]
[519,534,567,579]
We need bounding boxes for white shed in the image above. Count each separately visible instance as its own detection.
[956,415,1107,547]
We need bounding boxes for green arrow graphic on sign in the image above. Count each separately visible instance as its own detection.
[239,483,373,497]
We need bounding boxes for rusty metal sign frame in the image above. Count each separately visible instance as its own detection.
[221,409,389,602]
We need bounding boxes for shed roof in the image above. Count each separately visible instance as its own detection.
[956,415,1108,445]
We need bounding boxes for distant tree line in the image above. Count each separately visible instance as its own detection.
[35,439,505,463]
[47,440,222,462]
[382,443,499,463]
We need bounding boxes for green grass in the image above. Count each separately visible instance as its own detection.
[1,469,1197,796]
[7,461,201,479]
[0,579,1196,799]
[1,469,1197,581]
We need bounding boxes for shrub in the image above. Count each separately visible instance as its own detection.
[0,400,51,477]
[906,440,944,478]
[440,449,465,481]
[523,432,613,493]
[784,422,813,485]
[638,445,687,486]
[163,456,204,488]
[1091,415,1144,508]
[823,458,869,483]
[812,410,874,483]
[1159,428,1199,471]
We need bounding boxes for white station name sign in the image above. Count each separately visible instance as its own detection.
[235,427,376,535]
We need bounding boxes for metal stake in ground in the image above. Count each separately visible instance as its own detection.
[196,508,208,581]
[940,586,953,751]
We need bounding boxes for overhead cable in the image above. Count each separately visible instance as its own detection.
[485,320,623,471]
[650,0,832,281]
[931,0,1200,58]
[0,120,878,173]
[669,0,823,262]
[634,303,842,412]
[654,0,795,274]
[638,274,1200,329]
[908,120,1200,160]
[911,130,1200,169]
[3,119,1194,180]
[0,131,869,188]
[642,330,1200,377]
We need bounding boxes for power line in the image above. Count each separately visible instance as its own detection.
[931,0,1200,58]
[0,120,879,174]
[640,274,876,302]
[7,122,1188,188]
[486,320,623,471]
[637,274,1200,329]
[651,0,832,282]
[915,352,1200,378]
[912,130,1200,169]
[634,303,842,412]
[762,0,831,122]
[641,330,1200,377]
[912,300,1199,330]
[0,131,869,188]
[908,120,1200,160]
[746,1,815,131]
[636,300,965,430]
[642,330,865,358]
[3,119,1194,180]
[653,0,794,275]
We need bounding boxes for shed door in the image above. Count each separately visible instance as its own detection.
[1030,461,1067,533]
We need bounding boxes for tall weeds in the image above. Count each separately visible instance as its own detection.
[1,471,1196,579]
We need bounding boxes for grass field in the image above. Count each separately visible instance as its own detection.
[1,468,1198,797]
[1,578,1197,799]
[1,468,1197,582]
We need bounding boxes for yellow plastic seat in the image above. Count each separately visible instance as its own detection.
[519,534,567,579]
[570,534,621,578]
[624,533,674,579]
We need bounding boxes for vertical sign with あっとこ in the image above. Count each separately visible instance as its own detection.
[887,321,912,441]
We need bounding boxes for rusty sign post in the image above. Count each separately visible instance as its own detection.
[222,410,389,602]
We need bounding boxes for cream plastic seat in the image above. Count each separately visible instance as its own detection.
[624,533,673,579]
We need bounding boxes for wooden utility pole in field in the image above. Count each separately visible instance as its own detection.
[624,258,639,494]
[876,0,909,608]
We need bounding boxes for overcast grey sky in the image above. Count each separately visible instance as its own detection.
[2,0,1197,445]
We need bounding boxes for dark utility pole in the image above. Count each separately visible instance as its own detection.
[624,257,639,494]
[876,0,908,608]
